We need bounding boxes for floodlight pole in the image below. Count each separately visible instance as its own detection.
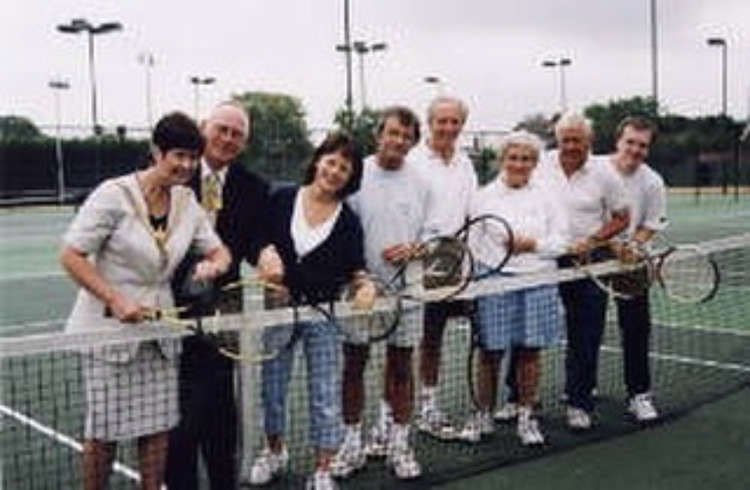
[138,52,155,129]
[542,57,572,113]
[189,76,216,120]
[49,79,70,204]
[352,41,387,111]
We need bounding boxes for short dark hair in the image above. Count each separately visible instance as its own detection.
[375,106,421,145]
[615,116,658,143]
[303,131,363,198]
[152,111,204,154]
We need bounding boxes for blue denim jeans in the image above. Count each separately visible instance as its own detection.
[260,321,342,450]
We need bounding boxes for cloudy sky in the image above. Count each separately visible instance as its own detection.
[2,0,749,134]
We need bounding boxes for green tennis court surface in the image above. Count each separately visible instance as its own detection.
[1,194,748,488]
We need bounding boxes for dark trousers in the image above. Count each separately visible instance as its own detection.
[559,277,607,412]
[165,337,238,490]
[614,292,652,397]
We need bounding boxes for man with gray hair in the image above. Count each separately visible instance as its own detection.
[412,96,479,439]
[535,111,630,430]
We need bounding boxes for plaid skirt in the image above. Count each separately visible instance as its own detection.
[475,284,563,351]
[83,341,179,441]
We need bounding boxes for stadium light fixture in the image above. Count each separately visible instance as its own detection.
[189,76,216,120]
[56,18,123,135]
[351,40,387,110]
[541,57,573,113]
[48,79,70,205]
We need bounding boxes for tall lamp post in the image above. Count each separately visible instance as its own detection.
[335,0,354,130]
[137,52,155,129]
[351,41,387,111]
[542,57,572,113]
[57,18,122,135]
[706,37,728,116]
[189,76,216,120]
[49,79,70,204]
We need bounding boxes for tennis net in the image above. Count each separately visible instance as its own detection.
[1,233,749,489]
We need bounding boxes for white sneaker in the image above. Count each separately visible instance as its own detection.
[458,411,494,443]
[493,402,518,422]
[387,424,422,480]
[628,393,659,422]
[330,425,366,478]
[566,407,592,430]
[416,407,458,440]
[517,407,545,445]
[364,423,389,458]
[305,469,338,490]
[249,446,289,485]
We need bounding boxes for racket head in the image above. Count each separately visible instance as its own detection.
[658,246,719,303]
[458,214,514,280]
[400,235,474,302]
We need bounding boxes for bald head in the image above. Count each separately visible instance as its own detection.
[202,102,250,169]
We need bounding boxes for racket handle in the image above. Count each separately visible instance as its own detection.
[104,306,112,318]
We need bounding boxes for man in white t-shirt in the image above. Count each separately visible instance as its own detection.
[411,96,479,439]
[535,112,631,430]
[605,116,667,422]
[332,106,427,480]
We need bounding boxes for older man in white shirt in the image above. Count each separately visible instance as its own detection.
[411,96,479,439]
[535,112,630,430]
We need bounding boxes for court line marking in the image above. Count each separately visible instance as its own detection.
[600,344,750,373]
[0,271,65,282]
[0,404,141,483]
[656,321,750,337]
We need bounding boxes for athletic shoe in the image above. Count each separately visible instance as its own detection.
[517,406,545,445]
[305,469,338,490]
[416,407,458,440]
[458,411,494,443]
[566,406,592,430]
[364,423,389,458]
[628,393,659,422]
[387,424,421,480]
[330,425,366,478]
[249,446,289,485]
[493,402,518,422]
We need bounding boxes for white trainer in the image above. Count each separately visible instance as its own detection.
[517,407,545,445]
[416,407,458,440]
[458,411,494,443]
[249,446,289,486]
[493,402,518,422]
[387,424,422,480]
[628,393,659,422]
[305,469,338,490]
[566,406,592,430]
[364,423,389,458]
[330,425,366,478]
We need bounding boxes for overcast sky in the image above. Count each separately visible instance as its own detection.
[2,0,749,135]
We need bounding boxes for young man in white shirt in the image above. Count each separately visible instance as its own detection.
[411,96,479,439]
[332,106,427,480]
[536,112,630,430]
[605,116,667,422]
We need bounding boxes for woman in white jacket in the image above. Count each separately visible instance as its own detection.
[461,130,568,446]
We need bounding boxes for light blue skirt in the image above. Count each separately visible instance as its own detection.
[475,281,563,350]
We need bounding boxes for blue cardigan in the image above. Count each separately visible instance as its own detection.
[265,186,366,303]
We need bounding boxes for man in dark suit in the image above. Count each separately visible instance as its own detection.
[166,101,269,490]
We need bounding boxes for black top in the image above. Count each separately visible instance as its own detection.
[171,162,270,314]
[265,185,366,304]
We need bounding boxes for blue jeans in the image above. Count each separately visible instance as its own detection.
[260,321,342,450]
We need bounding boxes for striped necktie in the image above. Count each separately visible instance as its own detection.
[202,173,222,223]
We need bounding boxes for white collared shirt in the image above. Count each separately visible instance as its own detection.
[348,155,429,282]
[534,150,629,242]
[604,155,668,240]
[410,141,478,239]
[470,176,569,273]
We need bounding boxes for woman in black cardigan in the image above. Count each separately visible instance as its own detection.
[249,132,374,490]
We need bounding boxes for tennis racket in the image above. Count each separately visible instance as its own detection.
[642,237,720,304]
[456,214,514,281]
[393,235,475,302]
[568,242,651,300]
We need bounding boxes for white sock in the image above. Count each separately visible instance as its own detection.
[390,422,409,448]
[378,399,393,427]
[345,422,362,447]
[421,386,437,409]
